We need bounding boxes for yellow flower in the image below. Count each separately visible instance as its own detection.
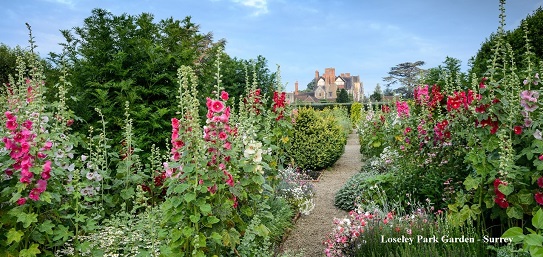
[395,135,403,141]
[281,136,289,144]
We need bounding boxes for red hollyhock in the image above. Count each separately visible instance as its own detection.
[495,196,509,208]
[538,177,543,188]
[513,126,523,135]
[536,192,543,206]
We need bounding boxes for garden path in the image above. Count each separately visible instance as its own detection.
[280,131,362,256]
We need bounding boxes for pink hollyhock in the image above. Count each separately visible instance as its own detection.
[171,117,179,129]
[207,184,217,194]
[22,120,32,130]
[219,131,228,141]
[6,120,18,131]
[43,141,53,150]
[210,100,225,113]
[539,155,543,161]
[223,141,231,150]
[225,172,234,187]
[29,188,41,201]
[36,179,47,193]
[43,161,52,173]
[536,192,543,206]
[221,91,229,101]
[395,101,410,118]
[17,197,27,205]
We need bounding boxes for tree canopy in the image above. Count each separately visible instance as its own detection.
[383,61,426,98]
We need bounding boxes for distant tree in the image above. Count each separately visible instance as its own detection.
[383,84,394,96]
[422,56,468,89]
[369,84,382,102]
[383,61,426,98]
[336,88,350,103]
[304,79,316,92]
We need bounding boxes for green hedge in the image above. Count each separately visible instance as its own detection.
[287,107,347,170]
[334,167,394,211]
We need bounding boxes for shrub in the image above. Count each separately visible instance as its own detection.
[334,169,393,211]
[350,102,362,126]
[287,107,346,170]
[322,106,351,137]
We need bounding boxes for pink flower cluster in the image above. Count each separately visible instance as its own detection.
[3,111,52,205]
[395,101,410,118]
[520,90,539,112]
[414,85,430,105]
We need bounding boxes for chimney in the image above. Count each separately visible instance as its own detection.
[340,73,345,77]
[315,70,319,82]
[295,81,299,95]
[345,73,350,77]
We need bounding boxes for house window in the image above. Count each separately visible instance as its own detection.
[328,92,332,97]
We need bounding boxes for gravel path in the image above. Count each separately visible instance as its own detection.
[280,131,362,256]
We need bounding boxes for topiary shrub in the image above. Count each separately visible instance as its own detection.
[287,107,346,170]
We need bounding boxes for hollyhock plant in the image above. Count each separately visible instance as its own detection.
[395,101,410,118]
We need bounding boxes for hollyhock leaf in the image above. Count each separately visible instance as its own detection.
[199,203,212,214]
[502,227,524,243]
[525,234,543,247]
[38,220,55,235]
[19,244,41,257]
[120,187,135,200]
[6,228,24,245]
[506,206,523,220]
[498,184,514,196]
[184,192,196,203]
[189,214,200,223]
[53,224,73,242]
[463,175,479,190]
[533,209,543,229]
[207,216,221,226]
[17,211,38,228]
[529,246,543,257]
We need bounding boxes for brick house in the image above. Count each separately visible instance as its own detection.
[287,68,364,103]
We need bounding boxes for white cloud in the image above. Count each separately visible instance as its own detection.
[43,0,75,8]
[232,0,268,16]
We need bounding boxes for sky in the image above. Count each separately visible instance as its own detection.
[1,0,542,96]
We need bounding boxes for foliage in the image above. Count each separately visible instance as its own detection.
[502,208,543,257]
[369,84,382,102]
[350,102,362,126]
[287,107,347,170]
[336,88,350,103]
[422,56,469,89]
[383,61,426,98]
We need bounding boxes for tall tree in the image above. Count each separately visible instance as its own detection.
[51,9,225,154]
[422,56,468,89]
[336,88,350,103]
[383,61,425,98]
[369,83,382,102]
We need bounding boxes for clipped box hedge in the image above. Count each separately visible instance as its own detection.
[287,107,347,171]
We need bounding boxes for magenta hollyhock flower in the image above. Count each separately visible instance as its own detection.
[223,141,231,150]
[395,101,410,118]
[29,188,41,201]
[210,100,225,113]
[537,177,543,188]
[218,131,228,141]
[43,160,52,173]
[225,172,234,187]
[17,197,27,205]
[6,120,18,131]
[220,91,229,101]
[539,155,543,161]
[525,118,533,127]
[36,179,47,193]
[171,117,179,129]
[22,120,32,130]
[43,141,53,150]
[536,192,543,206]
[41,170,51,180]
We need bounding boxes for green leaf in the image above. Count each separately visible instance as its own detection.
[6,228,24,245]
[53,224,74,242]
[498,184,514,196]
[206,216,220,226]
[530,246,543,257]
[463,175,479,190]
[38,220,55,235]
[199,203,212,214]
[502,227,525,243]
[190,214,200,223]
[184,192,196,203]
[533,209,543,229]
[372,141,381,148]
[173,183,190,194]
[120,187,135,200]
[506,206,524,220]
[17,211,38,228]
[19,244,41,257]
[524,234,543,247]
[210,232,222,244]
[254,224,270,237]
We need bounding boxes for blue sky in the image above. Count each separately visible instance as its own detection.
[1,0,542,96]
